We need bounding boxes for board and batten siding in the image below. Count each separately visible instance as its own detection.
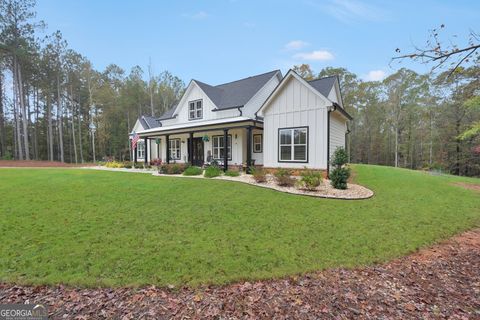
[262,76,329,169]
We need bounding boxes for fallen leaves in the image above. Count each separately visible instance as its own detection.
[1,229,479,319]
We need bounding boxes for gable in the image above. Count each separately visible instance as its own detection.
[258,70,332,116]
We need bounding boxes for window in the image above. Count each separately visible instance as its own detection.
[278,127,308,162]
[169,139,181,160]
[212,135,232,160]
[188,99,203,120]
[137,141,145,159]
[253,134,262,153]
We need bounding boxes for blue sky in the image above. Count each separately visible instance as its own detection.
[37,0,479,84]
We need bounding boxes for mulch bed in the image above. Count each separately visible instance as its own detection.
[0,160,95,167]
[1,229,479,319]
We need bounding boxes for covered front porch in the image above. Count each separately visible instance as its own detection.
[135,118,263,171]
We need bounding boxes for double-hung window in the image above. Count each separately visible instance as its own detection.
[253,134,262,153]
[169,139,181,160]
[137,141,145,159]
[188,100,203,120]
[279,127,308,162]
[212,135,232,160]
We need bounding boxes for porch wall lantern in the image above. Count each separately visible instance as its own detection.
[202,135,210,142]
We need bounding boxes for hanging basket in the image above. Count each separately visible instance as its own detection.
[202,135,210,142]
[155,138,161,145]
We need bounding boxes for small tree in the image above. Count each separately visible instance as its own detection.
[330,147,350,189]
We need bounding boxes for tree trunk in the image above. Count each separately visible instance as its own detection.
[0,72,5,158]
[394,126,399,167]
[57,74,64,162]
[13,65,23,160]
[70,86,78,164]
[78,100,84,163]
[15,57,30,160]
[47,94,54,161]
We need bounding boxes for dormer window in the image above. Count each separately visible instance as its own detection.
[189,99,203,120]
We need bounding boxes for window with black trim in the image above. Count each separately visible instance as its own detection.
[279,127,308,162]
[169,139,181,160]
[188,99,203,120]
[253,134,262,153]
[137,141,145,159]
[212,135,232,160]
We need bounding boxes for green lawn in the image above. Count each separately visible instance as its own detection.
[0,165,479,288]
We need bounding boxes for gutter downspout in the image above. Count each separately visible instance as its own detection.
[327,104,336,178]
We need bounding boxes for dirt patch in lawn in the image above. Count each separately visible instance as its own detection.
[452,181,480,192]
[1,229,479,319]
[0,160,95,168]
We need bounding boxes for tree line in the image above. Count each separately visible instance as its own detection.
[293,64,479,176]
[0,0,478,176]
[0,0,185,163]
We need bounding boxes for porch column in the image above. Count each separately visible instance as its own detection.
[246,126,252,173]
[223,129,228,171]
[134,145,137,164]
[144,137,148,165]
[165,134,170,164]
[189,132,194,165]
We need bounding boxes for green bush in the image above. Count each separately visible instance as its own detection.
[329,147,350,190]
[224,170,240,177]
[1,151,13,160]
[329,167,350,189]
[274,168,296,187]
[250,166,266,183]
[123,161,132,169]
[330,147,348,167]
[183,166,203,176]
[299,169,323,191]
[204,166,222,178]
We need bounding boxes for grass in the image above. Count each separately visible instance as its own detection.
[0,165,479,288]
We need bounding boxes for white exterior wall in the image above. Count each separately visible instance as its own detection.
[242,73,281,118]
[329,112,347,162]
[262,76,329,169]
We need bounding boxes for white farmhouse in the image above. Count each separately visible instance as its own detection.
[130,69,352,174]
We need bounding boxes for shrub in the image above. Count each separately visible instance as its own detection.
[123,161,133,169]
[133,163,143,169]
[1,151,13,160]
[330,167,350,189]
[330,147,348,167]
[299,169,323,191]
[159,163,187,174]
[183,166,203,176]
[274,168,296,187]
[329,147,350,189]
[250,166,266,183]
[105,161,123,168]
[204,166,222,178]
[143,164,152,169]
[224,170,240,177]
[150,158,162,166]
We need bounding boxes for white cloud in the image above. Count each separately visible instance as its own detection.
[309,0,389,23]
[182,11,208,20]
[364,70,386,81]
[284,40,309,51]
[293,50,334,61]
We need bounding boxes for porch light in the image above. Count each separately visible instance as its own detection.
[202,135,209,142]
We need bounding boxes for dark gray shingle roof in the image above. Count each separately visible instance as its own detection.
[195,70,280,110]
[139,115,160,129]
[307,76,337,98]
[157,105,177,121]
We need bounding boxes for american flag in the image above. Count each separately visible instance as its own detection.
[131,131,140,150]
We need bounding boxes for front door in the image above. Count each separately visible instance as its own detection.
[188,137,204,166]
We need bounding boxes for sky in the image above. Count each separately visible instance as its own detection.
[36,0,479,85]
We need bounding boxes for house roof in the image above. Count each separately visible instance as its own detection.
[137,116,255,136]
[307,76,337,97]
[194,70,280,110]
[139,115,161,129]
[157,105,177,121]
